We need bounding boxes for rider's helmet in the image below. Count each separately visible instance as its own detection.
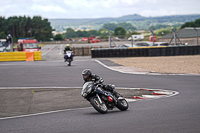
[66,44,70,47]
[111,84,115,89]
[82,69,92,80]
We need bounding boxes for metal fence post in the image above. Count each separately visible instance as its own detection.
[150,30,154,46]
[194,27,199,45]
[129,30,133,47]
[171,28,177,46]
[106,31,111,48]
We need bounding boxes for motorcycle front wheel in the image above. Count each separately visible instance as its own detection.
[90,96,108,114]
[67,59,71,66]
[116,99,129,111]
[68,60,71,66]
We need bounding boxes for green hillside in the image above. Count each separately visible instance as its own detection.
[49,14,200,32]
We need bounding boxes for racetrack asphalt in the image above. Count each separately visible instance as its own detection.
[1,51,200,133]
[0,87,152,118]
[0,56,199,118]
[0,57,154,118]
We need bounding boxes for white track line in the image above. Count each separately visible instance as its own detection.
[94,59,128,74]
[42,45,56,56]
[59,44,63,55]
[0,87,179,120]
[0,107,92,120]
[0,87,81,90]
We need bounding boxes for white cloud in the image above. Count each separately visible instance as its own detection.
[33,5,66,13]
[64,0,75,5]
[0,0,200,18]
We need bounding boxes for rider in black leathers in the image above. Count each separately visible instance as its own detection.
[82,69,121,97]
[64,44,72,53]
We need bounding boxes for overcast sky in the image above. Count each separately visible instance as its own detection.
[0,0,200,19]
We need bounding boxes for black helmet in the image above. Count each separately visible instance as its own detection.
[82,69,92,80]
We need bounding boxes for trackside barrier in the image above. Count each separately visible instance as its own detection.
[33,51,42,61]
[0,51,42,61]
[0,52,26,61]
[26,52,34,61]
[91,45,200,58]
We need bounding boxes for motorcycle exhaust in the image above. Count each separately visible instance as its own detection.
[107,96,113,102]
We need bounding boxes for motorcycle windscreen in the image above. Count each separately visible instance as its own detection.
[81,82,94,97]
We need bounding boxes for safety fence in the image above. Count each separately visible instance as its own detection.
[0,51,42,61]
[91,45,200,58]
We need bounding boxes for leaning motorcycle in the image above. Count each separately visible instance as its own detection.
[81,81,129,114]
[64,51,73,66]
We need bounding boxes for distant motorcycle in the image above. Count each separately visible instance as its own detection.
[64,51,73,66]
[81,82,129,114]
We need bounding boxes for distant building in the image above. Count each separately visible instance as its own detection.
[159,27,200,45]
[52,31,66,35]
[136,30,145,34]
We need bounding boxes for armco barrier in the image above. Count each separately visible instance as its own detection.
[0,51,42,61]
[91,45,200,58]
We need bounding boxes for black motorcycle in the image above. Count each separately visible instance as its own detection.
[81,81,129,114]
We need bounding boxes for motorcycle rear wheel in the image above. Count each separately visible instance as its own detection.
[116,99,129,111]
[90,96,108,114]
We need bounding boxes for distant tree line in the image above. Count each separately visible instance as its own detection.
[0,16,53,42]
[149,24,170,30]
[53,18,200,41]
[2,15,199,42]
[50,14,200,31]
[102,22,137,31]
[54,27,131,40]
[64,28,101,38]
[54,28,101,40]
[53,22,138,40]
[180,18,200,29]
[152,18,200,37]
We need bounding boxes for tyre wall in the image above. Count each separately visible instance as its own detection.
[91,45,200,58]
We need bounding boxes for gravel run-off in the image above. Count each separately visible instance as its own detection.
[109,55,200,74]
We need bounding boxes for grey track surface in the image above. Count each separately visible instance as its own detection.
[0,87,151,118]
[0,44,200,133]
[96,59,123,66]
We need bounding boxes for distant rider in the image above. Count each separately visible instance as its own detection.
[82,69,121,98]
[63,44,73,61]
[64,44,72,53]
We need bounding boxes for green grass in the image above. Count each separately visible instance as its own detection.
[39,44,46,47]
[13,45,17,48]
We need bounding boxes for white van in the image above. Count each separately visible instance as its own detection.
[0,42,6,52]
[128,35,144,41]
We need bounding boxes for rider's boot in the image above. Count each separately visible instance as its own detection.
[113,90,122,98]
[64,56,66,62]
